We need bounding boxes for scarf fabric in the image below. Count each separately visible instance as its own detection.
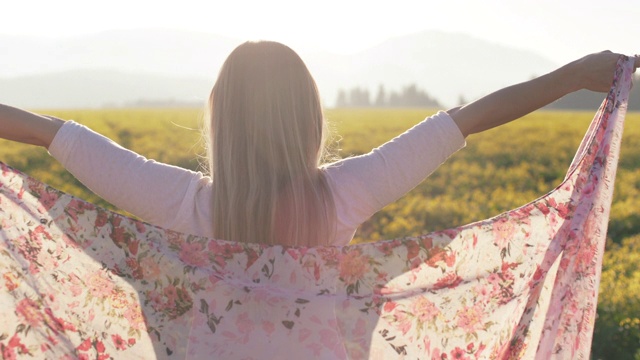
[0,57,634,359]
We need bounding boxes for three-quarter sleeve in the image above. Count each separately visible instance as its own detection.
[48,121,214,237]
[324,111,466,244]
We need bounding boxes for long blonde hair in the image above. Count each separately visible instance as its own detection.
[205,41,335,246]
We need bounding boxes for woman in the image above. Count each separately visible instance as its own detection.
[0,42,637,247]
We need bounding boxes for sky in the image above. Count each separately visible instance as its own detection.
[3,0,639,65]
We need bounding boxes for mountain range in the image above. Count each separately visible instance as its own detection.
[1,28,632,110]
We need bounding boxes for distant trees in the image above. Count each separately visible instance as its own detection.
[350,88,372,107]
[335,73,640,110]
[335,84,441,108]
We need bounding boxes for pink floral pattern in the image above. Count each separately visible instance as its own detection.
[0,57,634,359]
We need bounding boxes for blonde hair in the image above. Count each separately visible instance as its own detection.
[204,41,335,246]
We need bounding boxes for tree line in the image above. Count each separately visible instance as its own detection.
[335,84,442,108]
[335,74,640,110]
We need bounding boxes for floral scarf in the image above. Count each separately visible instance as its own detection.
[0,57,634,359]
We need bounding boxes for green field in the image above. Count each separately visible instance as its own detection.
[1,107,639,358]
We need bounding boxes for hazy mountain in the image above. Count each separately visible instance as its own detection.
[0,29,240,78]
[0,29,567,109]
[308,31,559,108]
[0,70,212,109]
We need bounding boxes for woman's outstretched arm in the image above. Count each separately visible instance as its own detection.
[0,104,64,148]
[0,103,213,237]
[449,52,639,137]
